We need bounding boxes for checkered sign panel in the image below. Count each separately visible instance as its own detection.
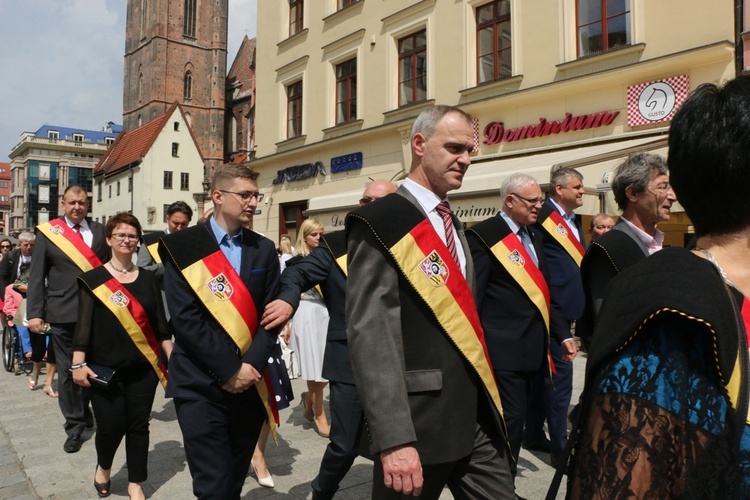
[627,74,689,128]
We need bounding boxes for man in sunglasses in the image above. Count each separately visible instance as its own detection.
[467,173,575,476]
[261,179,397,500]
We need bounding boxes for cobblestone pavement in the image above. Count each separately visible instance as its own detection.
[0,355,585,499]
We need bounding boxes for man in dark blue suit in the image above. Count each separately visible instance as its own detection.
[467,173,576,475]
[524,167,584,466]
[160,165,281,499]
[261,180,397,499]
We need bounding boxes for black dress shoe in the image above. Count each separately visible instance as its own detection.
[522,437,551,453]
[63,433,82,453]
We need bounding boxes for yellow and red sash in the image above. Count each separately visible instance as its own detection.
[141,232,162,264]
[349,209,504,419]
[541,210,585,266]
[469,219,555,374]
[79,268,167,388]
[491,233,551,333]
[159,228,280,434]
[38,219,102,272]
[727,298,750,425]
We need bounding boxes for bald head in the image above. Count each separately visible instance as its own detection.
[360,180,398,206]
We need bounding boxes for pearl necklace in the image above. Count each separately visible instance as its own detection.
[108,260,135,273]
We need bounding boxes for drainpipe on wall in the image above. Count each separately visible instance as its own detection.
[736,0,744,75]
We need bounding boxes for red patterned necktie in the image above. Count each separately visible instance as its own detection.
[72,223,85,242]
[435,201,460,266]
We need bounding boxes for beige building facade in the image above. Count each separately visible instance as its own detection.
[251,0,737,246]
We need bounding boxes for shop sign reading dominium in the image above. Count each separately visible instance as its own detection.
[483,110,620,145]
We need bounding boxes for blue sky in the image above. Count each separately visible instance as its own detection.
[0,0,257,162]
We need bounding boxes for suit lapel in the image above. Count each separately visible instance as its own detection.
[239,228,253,284]
[614,219,649,256]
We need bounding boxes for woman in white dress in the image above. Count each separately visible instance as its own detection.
[288,219,330,437]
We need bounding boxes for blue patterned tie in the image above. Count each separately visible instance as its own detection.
[518,229,538,267]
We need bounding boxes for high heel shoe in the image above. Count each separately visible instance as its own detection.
[28,372,38,390]
[300,391,313,421]
[94,465,111,498]
[251,460,275,488]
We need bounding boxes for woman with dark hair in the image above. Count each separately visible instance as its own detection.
[71,212,173,499]
[566,74,750,498]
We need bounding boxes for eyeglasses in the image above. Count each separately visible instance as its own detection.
[648,183,673,195]
[594,225,614,231]
[111,233,139,241]
[220,190,263,202]
[511,193,544,206]
[0,245,11,249]
[359,196,374,205]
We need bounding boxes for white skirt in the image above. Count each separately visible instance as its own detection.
[291,297,330,382]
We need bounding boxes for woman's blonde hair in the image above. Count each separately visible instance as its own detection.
[279,236,293,255]
[294,219,324,257]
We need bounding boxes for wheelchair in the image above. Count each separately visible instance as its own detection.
[2,324,32,374]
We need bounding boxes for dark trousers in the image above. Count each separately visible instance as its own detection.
[175,389,266,500]
[51,323,91,436]
[29,331,54,364]
[494,369,536,475]
[312,381,364,498]
[524,340,574,455]
[371,412,515,499]
[91,366,158,482]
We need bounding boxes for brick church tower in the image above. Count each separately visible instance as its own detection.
[123,0,227,175]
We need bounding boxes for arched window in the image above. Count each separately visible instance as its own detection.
[140,0,148,37]
[184,71,192,99]
[138,73,143,103]
[183,0,196,37]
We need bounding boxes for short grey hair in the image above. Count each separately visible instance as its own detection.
[411,105,473,143]
[18,232,35,243]
[501,173,539,199]
[551,166,583,188]
[612,152,668,211]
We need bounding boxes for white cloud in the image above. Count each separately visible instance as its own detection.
[0,0,257,160]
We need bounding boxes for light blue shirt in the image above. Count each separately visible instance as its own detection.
[548,198,581,243]
[499,210,538,264]
[209,216,243,275]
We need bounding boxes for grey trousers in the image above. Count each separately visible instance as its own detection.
[371,416,515,499]
[51,323,91,436]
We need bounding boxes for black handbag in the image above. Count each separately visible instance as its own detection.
[88,364,117,389]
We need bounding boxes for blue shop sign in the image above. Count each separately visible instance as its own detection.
[330,152,362,174]
[272,161,327,184]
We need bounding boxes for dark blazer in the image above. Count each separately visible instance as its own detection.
[27,218,108,324]
[578,217,649,347]
[277,231,352,383]
[468,213,569,372]
[136,230,166,279]
[0,248,23,291]
[161,221,281,402]
[535,200,586,322]
[346,186,488,464]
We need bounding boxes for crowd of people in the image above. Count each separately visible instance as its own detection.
[4,73,750,500]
